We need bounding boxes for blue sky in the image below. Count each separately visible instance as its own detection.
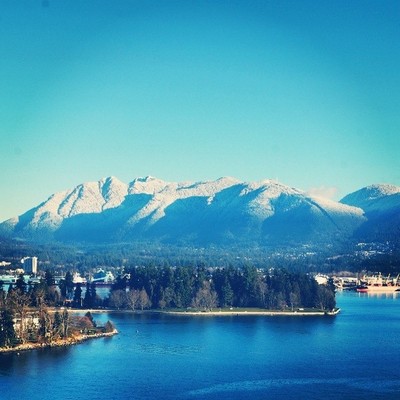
[1,0,399,221]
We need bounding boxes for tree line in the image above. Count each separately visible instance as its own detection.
[1,265,336,313]
[108,265,336,312]
[0,265,336,348]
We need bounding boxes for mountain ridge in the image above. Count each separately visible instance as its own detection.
[1,176,398,249]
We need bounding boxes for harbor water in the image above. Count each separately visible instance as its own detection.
[1,291,400,399]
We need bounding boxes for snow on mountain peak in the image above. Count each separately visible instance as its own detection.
[340,183,400,213]
[2,176,396,246]
[129,176,168,195]
[99,176,128,210]
[361,184,400,199]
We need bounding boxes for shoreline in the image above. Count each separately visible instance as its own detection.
[73,307,341,317]
[0,329,118,355]
[161,308,341,317]
[1,307,339,354]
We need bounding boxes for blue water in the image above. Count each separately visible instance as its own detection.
[1,292,400,399]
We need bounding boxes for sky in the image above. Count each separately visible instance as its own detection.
[1,0,399,221]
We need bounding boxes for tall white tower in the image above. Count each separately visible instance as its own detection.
[21,256,38,274]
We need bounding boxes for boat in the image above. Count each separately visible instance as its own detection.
[356,273,400,293]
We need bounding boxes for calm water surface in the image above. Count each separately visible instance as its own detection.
[1,291,400,399]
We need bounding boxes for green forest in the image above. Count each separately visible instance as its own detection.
[1,238,399,275]
[108,265,336,311]
[0,265,336,349]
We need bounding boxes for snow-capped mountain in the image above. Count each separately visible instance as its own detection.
[0,176,371,247]
[340,184,400,245]
[340,184,400,214]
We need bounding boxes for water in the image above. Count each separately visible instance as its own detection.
[1,291,400,399]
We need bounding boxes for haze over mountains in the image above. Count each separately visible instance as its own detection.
[1,176,399,252]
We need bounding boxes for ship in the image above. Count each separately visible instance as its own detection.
[356,273,400,293]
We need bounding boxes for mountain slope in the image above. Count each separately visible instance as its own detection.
[340,184,400,245]
[0,176,368,246]
[340,184,400,213]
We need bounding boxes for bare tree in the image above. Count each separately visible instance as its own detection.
[7,290,31,343]
[192,281,218,311]
[138,289,151,310]
[126,290,140,311]
[109,290,127,310]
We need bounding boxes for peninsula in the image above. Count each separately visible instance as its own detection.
[0,327,118,354]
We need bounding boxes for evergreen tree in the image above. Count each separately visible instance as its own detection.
[61,308,69,338]
[104,320,115,333]
[112,274,127,291]
[173,267,193,308]
[15,274,27,294]
[65,271,75,299]
[220,275,234,308]
[0,308,16,348]
[45,270,55,286]
[91,282,98,308]
[73,283,82,308]
[83,282,92,308]
[85,311,96,327]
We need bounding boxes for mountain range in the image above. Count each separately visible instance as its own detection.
[1,176,399,250]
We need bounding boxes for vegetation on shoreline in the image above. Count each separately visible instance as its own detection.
[0,277,116,351]
[4,266,333,313]
[105,265,336,312]
[0,265,336,350]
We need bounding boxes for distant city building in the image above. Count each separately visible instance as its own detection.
[21,257,38,274]
[0,261,11,267]
[314,274,328,285]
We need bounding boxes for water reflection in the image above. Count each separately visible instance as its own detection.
[1,293,400,400]
[0,346,73,377]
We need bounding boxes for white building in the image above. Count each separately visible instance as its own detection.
[314,274,328,285]
[0,261,11,267]
[21,257,38,274]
